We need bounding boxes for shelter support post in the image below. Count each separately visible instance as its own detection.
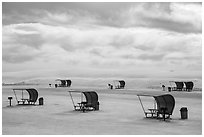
[137,95,146,117]
[69,91,76,110]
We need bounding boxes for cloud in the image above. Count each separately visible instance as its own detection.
[3,3,201,35]
[2,2,202,81]
[110,34,135,48]
[134,44,155,51]
[120,3,201,34]
[89,48,106,58]
[137,53,166,61]
[3,23,44,49]
[2,41,42,63]
[142,17,200,34]
[2,52,38,63]
[3,22,201,67]
[2,24,45,63]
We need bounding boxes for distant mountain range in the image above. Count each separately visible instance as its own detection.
[2,81,39,86]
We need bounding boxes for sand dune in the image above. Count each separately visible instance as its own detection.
[2,86,202,135]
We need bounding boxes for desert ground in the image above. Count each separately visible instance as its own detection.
[2,86,202,135]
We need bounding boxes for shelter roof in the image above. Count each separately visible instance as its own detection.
[137,93,170,97]
[68,90,95,93]
[13,88,33,90]
[55,79,71,81]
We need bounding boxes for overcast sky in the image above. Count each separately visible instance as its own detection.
[2,2,202,83]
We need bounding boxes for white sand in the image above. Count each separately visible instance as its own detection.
[2,86,202,135]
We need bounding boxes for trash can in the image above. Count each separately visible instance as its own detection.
[168,87,171,92]
[95,102,100,110]
[180,107,188,119]
[39,97,44,105]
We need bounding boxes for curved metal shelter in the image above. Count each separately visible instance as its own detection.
[13,88,38,105]
[169,81,194,91]
[55,79,72,87]
[184,81,194,91]
[68,90,99,112]
[137,94,175,121]
[83,91,99,110]
[113,80,125,89]
[66,80,72,87]
[154,94,175,119]
[175,82,184,91]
